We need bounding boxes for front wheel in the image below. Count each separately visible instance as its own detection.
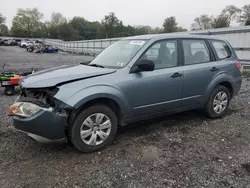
[206,85,231,118]
[69,105,118,153]
[4,86,15,96]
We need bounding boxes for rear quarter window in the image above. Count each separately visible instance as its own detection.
[210,40,231,60]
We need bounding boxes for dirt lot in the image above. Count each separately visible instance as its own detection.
[1,46,250,188]
[0,46,92,72]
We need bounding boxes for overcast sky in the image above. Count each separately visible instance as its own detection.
[1,0,249,29]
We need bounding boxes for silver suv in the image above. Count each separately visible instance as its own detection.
[8,34,242,152]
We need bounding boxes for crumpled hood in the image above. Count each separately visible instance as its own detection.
[20,64,116,88]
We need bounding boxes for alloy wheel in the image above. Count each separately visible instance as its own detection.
[213,91,228,114]
[80,113,112,146]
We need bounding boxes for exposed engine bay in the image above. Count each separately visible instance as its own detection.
[17,87,71,115]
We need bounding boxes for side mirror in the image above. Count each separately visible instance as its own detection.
[130,59,155,73]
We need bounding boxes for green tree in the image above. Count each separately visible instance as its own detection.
[69,17,103,40]
[191,15,212,30]
[134,25,153,35]
[162,16,178,33]
[245,19,250,25]
[211,14,230,28]
[11,8,44,37]
[124,25,136,36]
[70,17,91,39]
[89,21,103,38]
[101,12,121,38]
[0,13,6,25]
[49,12,67,38]
[0,24,9,36]
[176,26,187,32]
[58,23,79,41]
[48,12,67,38]
[239,4,250,25]
[153,27,162,33]
[51,12,66,26]
[222,5,241,22]
[0,13,8,36]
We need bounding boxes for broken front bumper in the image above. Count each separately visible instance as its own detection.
[13,110,67,143]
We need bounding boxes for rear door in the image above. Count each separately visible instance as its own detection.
[181,39,219,107]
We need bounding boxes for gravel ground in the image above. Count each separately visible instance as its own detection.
[1,46,250,188]
[0,46,92,72]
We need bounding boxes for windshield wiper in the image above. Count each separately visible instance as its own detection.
[88,64,105,68]
[80,60,91,65]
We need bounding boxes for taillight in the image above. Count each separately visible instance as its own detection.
[236,61,242,73]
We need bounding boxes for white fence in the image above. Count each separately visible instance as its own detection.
[44,38,121,56]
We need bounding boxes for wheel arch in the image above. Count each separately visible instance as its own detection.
[66,86,131,127]
[68,97,124,127]
[217,81,233,98]
[202,73,235,104]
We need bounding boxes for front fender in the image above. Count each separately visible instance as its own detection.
[201,72,235,104]
[64,85,131,119]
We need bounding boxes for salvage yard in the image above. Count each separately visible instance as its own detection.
[1,46,250,188]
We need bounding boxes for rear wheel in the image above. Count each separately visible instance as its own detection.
[69,105,118,153]
[206,85,231,118]
[4,86,15,96]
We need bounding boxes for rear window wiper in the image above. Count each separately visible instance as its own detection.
[88,64,105,68]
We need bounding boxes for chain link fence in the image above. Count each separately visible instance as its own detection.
[44,38,121,56]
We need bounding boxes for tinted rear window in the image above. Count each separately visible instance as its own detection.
[211,40,231,60]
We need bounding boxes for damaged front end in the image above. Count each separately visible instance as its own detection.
[8,87,72,143]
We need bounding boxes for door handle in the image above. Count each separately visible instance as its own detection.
[210,67,219,72]
[171,72,183,78]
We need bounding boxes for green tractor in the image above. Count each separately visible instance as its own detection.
[0,63,36,95]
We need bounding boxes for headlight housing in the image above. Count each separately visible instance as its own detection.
[8,102,42,117]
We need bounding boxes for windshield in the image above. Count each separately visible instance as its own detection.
[89,40,147,68]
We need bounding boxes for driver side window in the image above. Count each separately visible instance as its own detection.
[139,40,178,70]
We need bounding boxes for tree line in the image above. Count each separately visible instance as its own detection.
[0,4,249,41]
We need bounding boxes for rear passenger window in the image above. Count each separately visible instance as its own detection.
[182,39,211,65]
[211,40,231,59]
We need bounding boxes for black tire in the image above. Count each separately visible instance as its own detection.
[205,85,231,118]
[69,105,118,153]
[4,86,15,96]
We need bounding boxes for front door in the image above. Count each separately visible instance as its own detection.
[120,39,183,117]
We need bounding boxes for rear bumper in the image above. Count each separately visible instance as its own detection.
[13,110,67,143]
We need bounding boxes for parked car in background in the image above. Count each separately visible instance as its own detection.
[4,39,18,46]
[19,39,43,48]
[0,38,8,46]
[20,40,30,48]
[15,39,22,46]
[40,45,58,53]
[8,34,242,153]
